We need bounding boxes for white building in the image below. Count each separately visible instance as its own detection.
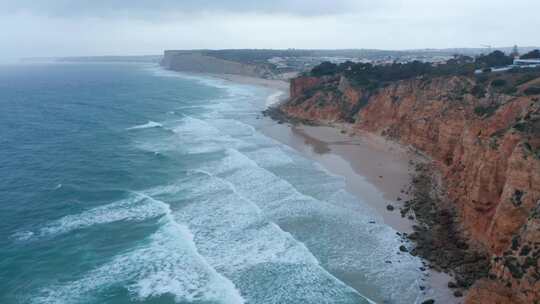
[513,58,540,67]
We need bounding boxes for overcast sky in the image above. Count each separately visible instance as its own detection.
[1,0,539,60]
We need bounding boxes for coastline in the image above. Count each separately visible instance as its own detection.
[210,73,289,93]
[179,71,459,303]
[258,119,458,304]
[260,122,419,232]
[219,74,460,303]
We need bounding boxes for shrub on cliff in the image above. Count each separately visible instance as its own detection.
[515,74,538,86]
[490,79,507,87]
[471,85,486,98]
[311,62,339,76]
[474,105,498,117]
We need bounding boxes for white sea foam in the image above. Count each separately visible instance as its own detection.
[187,148,424,303]
[208,118,257,138]
[166,116,250,154]
[241,146,295,168]
[174,169,369,304]
[32,211,245,304]
[11,230,34,242]
[266,91,285,106]
[129,110,423,302]
[131,68,426,302]
[126,121,163,130]
[16,193,168,241]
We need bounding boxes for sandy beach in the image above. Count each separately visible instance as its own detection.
[261,122,419,232]
[213,73,290,92]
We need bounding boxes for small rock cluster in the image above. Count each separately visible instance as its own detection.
[400,161,491,298]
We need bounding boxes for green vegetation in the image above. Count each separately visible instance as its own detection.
[474,105,499,117]
[490,79,507,87]
[523,141,540,160]
[524,87,540,96]
[311,62,340,76]
[503,86,518,95]
[475,50,513,68]
[202,49,312,64]
[311,57,474,90]
[520,49,540,59]
[308,51,518,90]
[514,74,538,86]
[471,85,486,98]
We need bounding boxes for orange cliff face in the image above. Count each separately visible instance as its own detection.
[283,74,540,304]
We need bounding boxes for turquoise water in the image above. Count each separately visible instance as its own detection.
[1,63,429,303]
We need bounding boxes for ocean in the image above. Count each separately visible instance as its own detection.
[1,63,431,304]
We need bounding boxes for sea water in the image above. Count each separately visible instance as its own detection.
[0,63,431,304]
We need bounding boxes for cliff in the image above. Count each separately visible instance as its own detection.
[280,73,540,303]
[161,50,274,78]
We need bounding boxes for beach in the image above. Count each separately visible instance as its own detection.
[262,123,417,232]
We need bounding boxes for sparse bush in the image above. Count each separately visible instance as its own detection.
[524,87,540,96]
[474,105,498,117]
[513,122,527,132]
[504,87,518,95]
[515,74,537,86]
[476,74,489,83]
[471,85,486,98]
[491,79,507,87]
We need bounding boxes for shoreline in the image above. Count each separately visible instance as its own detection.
[187,71,459,303]
[258,119,458,304]
[261,122,419,232]
[260,117,463,303]
[210,73,290,94]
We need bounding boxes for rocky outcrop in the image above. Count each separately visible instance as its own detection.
[282,74,540,303]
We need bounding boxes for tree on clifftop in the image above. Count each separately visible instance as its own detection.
[475,51,514,68]
[521,50,540,59]
[311,62,339,76]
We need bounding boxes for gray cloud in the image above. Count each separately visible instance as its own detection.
[0,0,365,17]
[0,0,538,61]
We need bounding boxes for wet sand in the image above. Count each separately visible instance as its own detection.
[261,122,418,232]
[213,73,289,92]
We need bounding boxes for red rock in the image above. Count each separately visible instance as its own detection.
[281,74,540,304]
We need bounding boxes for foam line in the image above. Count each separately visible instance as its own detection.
[32,196,245,304]
[14,193,169,241]
[126,121,163,130]
[186,166,376,303]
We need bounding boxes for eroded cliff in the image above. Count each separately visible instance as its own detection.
[280,73,540,303]
[161,50,274,78]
